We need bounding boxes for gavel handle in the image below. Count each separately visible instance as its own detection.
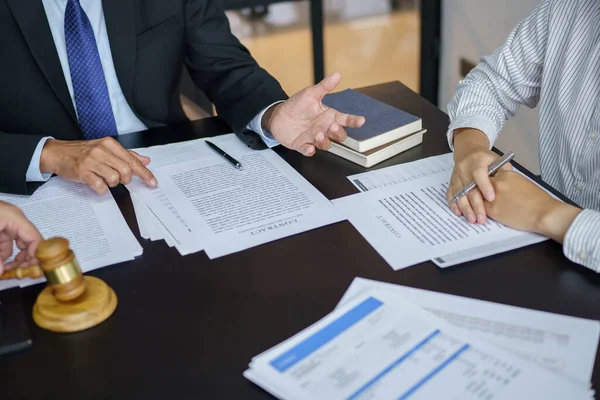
[0,265,44,280]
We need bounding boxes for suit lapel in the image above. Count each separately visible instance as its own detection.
[103,0,137,112]
[6,0,77,122]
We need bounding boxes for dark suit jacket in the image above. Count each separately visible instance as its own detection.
[0,0,288,194]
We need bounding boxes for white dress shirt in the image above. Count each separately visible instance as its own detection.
[447,0,600,272]
[28,0,277,181]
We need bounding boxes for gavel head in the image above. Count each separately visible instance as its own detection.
[35,237,86,302]
[32,237,117,333]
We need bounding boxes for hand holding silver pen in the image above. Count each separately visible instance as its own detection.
[448,151,515,207]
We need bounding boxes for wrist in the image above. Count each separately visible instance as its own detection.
[39,139,60,174]
[261,102,284,133]
[453,128,490,158]
[536,201,582,243]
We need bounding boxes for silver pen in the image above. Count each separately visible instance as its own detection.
[448,151,515,206]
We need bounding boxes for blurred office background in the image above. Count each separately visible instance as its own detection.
[226,0,421,95]
[208,1,541,173]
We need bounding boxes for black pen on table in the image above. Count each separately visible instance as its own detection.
[448,151,515,206]
[206,140,242,170]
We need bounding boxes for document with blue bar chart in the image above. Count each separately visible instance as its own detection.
[244,289,592,400]
[338,278,599,388]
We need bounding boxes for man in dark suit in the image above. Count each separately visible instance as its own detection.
[0,0,364,195]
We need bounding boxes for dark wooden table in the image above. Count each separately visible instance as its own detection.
[1,81,599,399]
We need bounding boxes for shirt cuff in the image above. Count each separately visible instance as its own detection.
[563,209,600,272]
[26,137,54,182]
[246,101,285,149]
[446,115,501,151]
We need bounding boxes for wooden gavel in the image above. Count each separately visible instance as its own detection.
[0,237,117,332]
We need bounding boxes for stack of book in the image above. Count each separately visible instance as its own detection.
[323,89,426,168]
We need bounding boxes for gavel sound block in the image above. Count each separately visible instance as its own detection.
[0,237,117,333]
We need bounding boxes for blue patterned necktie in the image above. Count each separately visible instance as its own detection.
[65,0,118,140]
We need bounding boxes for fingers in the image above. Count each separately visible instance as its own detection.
[1,244,39,272]
[89,146,150,187]
[103,153,134,185]
[334,111,366,129]
[127,155,158,187]
[101,140,157,187]
[449,150,503,223]
[6,232,40,271]
[449,202,462,217]
[308,72,342,100]
[298,143,316,157]
[447,192,462,217]
[446,171,464,217]
[130,151,151,166]
[14,224,42,260]
[20,258,39,268]
[2,212,41,250]
[4,258,25,272]
[472,167,496,202]
[94,162,121,188]
[82,171,110,195]
[327,122,348,144]
[447,172,478,223]
[314,132,332,151]
[15,238,33,259]
[466,189,487,224]
[8,250,29,269]
[499,162,513,172]
[458,160,497,224]
[0,207,42,274]
[456,194,477,224]
[0,235,14,263]
[0,232,13,256]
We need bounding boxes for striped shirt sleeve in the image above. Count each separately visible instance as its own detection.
[446,0,551,149]
[563,210,600,272]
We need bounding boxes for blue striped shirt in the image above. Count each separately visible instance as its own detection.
[447,0,600,272]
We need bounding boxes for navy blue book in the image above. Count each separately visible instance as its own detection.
[322,89,422,153]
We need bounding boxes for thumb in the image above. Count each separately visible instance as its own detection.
[500,162,513,172]
[307,72,342,100]
[0,259,4,276]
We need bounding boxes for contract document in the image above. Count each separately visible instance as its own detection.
[337,278,600,386]
[0,178,143,289]
[336,154,549,269]
[131,196,170,243]
[245,288,592,400]
[130,136,248,254]
[128,177,202,255]
[129,137,220,253]
[129,134,343,258]
[349,153,455,192]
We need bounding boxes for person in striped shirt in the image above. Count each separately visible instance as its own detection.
[445,0,599,272]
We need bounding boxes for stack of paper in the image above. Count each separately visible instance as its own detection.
[128,134,344,258]
[245,278,599,400]
[0,178,143,292]
[335,153,553,270]
[128,137,223,250]
[338,278,600,387]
